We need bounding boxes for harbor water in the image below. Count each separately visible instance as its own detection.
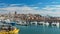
[16,25,60,34]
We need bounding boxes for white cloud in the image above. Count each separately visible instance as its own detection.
[9,4,24,7]
[0,6,39,14]
[51,2,59,4]
[0,4,60,17]
[40,5,60,17]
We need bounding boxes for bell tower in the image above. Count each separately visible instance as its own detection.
[15,11,17,15]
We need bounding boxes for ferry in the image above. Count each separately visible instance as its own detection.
[0,24,19,34]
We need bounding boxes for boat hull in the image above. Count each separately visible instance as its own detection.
[0,28,19,34]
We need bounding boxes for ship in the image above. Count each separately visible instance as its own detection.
[0,24,19,34]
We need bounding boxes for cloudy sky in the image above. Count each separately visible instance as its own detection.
[0,0,60,17]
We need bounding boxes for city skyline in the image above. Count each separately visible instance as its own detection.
[0,0,60,17]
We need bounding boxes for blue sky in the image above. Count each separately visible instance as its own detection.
[0,0,60,17]
[0,0,60,7]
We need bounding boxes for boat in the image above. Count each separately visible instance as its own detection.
[0,24,19,34]
[16,20,28,26]
[37,22,44,25]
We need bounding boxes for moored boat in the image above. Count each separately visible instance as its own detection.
[0,24,19,34]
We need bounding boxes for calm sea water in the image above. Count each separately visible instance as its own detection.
[16,25,60,34]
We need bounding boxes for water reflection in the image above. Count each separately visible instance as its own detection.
[16,23,60,34]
